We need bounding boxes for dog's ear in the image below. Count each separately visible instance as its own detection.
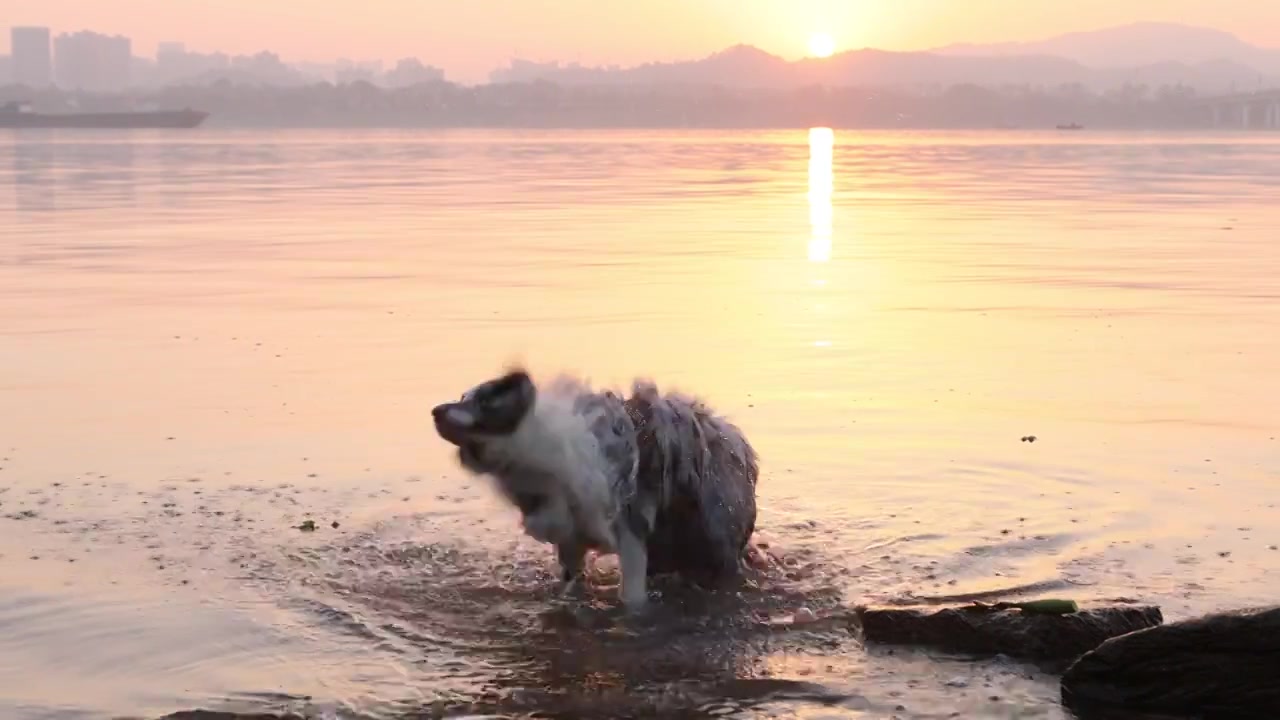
[500,352,528,375]
[491,363,532,390]
[497,368,536,409]
[499,359,530,381]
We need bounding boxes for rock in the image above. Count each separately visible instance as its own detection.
[855,603,1162,663]
[1061,606,1280,719]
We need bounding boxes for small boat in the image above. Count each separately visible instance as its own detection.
[0,101,209,129]
[1056,122,1084,131]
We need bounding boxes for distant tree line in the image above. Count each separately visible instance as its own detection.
[0,80,1211,129]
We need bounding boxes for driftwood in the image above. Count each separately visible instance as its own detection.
[854,602,1163,662]
[1061,606,1280,719]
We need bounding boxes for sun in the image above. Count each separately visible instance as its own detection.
[808,33,836,58]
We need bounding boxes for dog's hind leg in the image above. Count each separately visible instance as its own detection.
[617,525,649,609]
[614,495,656,609]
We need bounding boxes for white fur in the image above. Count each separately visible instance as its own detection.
[480,374,624,553]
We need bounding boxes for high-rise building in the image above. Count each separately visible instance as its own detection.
[155,42,187,85]
[155,42,229,86]
[385,58,446,88]
[10,26,53,87]
[54,31,131,92]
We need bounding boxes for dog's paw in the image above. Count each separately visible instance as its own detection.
[618,595,660,627]
[619,585,649,612]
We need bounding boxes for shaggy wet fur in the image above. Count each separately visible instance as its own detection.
[431,370,759,608]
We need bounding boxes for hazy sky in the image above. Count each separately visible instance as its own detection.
[7,0,1280,82]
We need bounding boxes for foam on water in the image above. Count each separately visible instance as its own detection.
[5,462,1245,719]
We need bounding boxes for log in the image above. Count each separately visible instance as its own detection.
[1061,605,1280,719]
[854,602,1163,662]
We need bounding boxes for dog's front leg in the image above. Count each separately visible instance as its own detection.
[556,542,587,596]
[616,526,649,610]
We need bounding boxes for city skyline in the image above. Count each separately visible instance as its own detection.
[8,22,1280,93]
[6,27,135,92]
[7,0,1280,84]
[4,25,446,91]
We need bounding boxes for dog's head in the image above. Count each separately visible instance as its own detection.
[431,369,536,448]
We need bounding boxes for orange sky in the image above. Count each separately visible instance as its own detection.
[7,0,1280,83]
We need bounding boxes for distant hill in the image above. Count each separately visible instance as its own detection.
[934,22,1280,73]
[490,30,1279,94]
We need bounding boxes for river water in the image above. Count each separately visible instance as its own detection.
[1,128,1278,719]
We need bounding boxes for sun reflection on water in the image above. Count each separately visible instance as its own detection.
[807,127,834,265]
[807,127,835,349]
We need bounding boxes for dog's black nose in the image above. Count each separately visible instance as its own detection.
[431,404,450,421]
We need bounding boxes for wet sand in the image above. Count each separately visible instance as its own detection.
[1,129,1279,719]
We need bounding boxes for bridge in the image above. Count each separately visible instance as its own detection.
[1195,88,1280,130]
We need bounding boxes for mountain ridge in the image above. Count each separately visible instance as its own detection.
[489,23,1280,93]
[932,22,1280,71]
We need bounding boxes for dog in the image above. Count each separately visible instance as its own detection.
[430,368,758,609]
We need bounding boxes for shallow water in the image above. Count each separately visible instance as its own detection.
[1,128,1278,719]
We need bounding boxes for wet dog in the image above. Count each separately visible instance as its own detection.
[431,369,758,609]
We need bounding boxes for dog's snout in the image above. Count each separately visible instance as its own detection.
[433,402,476,429]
